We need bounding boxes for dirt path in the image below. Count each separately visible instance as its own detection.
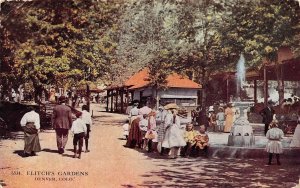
[1,104,300,188]
[0,104,163,188]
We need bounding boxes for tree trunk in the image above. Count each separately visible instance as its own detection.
[86,83,91,112]
[200,68,210,108]
[201,86,207,107]
[34,86,42,103]
[151,85,159,109]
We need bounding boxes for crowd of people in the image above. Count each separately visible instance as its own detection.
[123,102,210,159]
[20,96,92,159]
[49,89,102,108]
[18,95,300,165]
[191,103,241,134]
[122,99,300,164]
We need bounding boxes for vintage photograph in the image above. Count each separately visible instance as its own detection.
[0,0,300,187]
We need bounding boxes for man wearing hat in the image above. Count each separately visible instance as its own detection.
[52,96,73,154]
[260,100,275,135]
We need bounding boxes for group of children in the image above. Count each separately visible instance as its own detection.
[70,105,92,159]
[123,114,210,158]
[181,124,209,157]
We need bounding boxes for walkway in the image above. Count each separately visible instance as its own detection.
[0,104,299,188]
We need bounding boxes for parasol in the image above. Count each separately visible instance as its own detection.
[138,106,152,115]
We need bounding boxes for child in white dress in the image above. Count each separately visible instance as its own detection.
[266,120,284,165]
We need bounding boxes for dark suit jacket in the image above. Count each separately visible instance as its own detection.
[198,109,209,127]
[259,107,275,125]
[52,104,73,129]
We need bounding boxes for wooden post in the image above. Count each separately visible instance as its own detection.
[264,66,268,106]
[125,88,129,112]
[110,90,113,112]
[131,91,134,102]
[106,90,109,112]
[254,80,257,104]
[115,89,119,112]
[120,88,124,113]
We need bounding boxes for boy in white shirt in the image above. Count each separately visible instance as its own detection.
[82,105,92,152]
[71,112,87,159]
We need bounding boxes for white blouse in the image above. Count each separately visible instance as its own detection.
[71,118,87,134]
[82,110,92,126]
[20,110,40,129]
[266,128,284,140]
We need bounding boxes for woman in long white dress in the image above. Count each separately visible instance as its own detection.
[162,109,186,159]
[290,116,300,148]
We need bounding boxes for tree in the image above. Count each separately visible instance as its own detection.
[114,0,181,84]
[115,0,240,106]
[173,0,239,106]
[224,0,300,104]
[0,0,122,102]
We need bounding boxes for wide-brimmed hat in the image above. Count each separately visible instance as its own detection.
[59,96,67,103]
[164,103,179,110]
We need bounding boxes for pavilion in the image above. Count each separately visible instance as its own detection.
[105,68,202,113]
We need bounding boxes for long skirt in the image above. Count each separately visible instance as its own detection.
[129,116,138,129]
[126,118,143,148]
[157,123,165,143]
[266,141,283,154]
[224,115,234,132]
[24,132,41,154]
[290,124,300,148]
[23,123,41,154]
[162,124,186,148]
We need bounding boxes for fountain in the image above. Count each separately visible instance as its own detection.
[227,54,255,147]
[236,54,246,101]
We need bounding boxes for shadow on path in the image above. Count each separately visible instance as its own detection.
[62,153,75,158]
[42,148,58,154]
[13,150,24,157]
[138,155,300,188]
[120,138,300,188]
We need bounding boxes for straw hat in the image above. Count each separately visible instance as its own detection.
[164,103,179,110]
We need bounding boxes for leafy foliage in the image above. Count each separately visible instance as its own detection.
[0,0,122,98]
[0,0,299,105]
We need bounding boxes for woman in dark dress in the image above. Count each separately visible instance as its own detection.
[20,106,41,157]
[125,117,143,148]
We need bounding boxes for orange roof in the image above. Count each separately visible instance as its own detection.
[125,68,201,89]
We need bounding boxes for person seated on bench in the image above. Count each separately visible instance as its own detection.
[181,123,199,157]
[192,125,209,157]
